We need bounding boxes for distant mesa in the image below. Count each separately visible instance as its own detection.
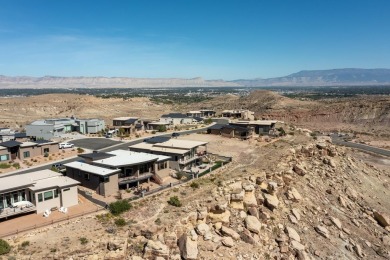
[1,68,390,89]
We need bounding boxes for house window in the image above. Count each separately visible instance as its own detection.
[23,151,30,158]
[0,154,9,161]
[44,191,53,201]
[84,173,90,180]
[100,176,109,183]
[38,193,43,202]
[139,164,149,174]
[43,148,49,153]
[54,189,59,198]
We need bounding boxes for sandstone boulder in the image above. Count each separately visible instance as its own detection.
[143,240,169,260]
[374,211,390,227]
[264,193,279,211]
[178,234,198,260]
[245,215,261,234]
[220,226,240,240]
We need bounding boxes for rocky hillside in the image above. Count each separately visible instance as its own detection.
[3,132,390,259]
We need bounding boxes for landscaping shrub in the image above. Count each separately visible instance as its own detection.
[114,218,127,227]
[77,147,85,154]
[168,196,182,207]
[44,152,49,157]
[79,237,88,245]
[21,241,30,248]
[12,163,20,169]
[190,182,200,189]
[0,239,11,255]
[0,163,11,169]
[109,200,132,216]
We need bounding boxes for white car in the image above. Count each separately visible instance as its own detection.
[59,143,74,149]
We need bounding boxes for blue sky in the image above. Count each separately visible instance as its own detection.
[0,0,389,80]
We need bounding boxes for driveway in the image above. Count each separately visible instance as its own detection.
[69,138,122,151]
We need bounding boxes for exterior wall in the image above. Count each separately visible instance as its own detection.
[170,161,180,171]
[26,124,55,140]
[221,129,234,138]
[208,129,221,135]
[66,167,102,194]
[61,186,79,208]
[102,174,119,196]
[182,118,194,124]
[34,190,61,214]
[18,146,41,159]
[0,149,11,162]
[39,143,59,155]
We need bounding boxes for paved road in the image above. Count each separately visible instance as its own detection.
[11,126,211,175]
[330,134,390,157]
[69,138,122,151]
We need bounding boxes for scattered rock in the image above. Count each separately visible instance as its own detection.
[220,226,240,240]
[178,234,198,260]
[373,211,390,227]
[330,217,342,230]
[293,164,307,176]
[291,240,305,251]
[263,193,279,211]
[245,215,262,234]
[221,237,235,247]
[143,240,169,260]
[285,226,301,242]
[315,226,330,238]
[287,187,302,202]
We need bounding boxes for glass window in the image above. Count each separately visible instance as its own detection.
[84,173,90,180]
[43,148,49,153]
[20,191,26,201]
[54,189,58,198]
[0,195,3,209]
[0,154,9,161]
[100,176,109,183]
[13,193,18,203]
[44,191,53,200]
[23,151,30,158]
[38,193,43,202]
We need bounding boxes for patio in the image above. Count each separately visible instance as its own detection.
[0,205,36,220]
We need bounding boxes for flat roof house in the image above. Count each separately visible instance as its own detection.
[0,128,15,142]
[159,113,196,125]
[218,125,254,140]
[221,110,255,120]
[75,119,105,134]
[112,117,144,135]
[26,118,76,140]
[129,137,208,171]
[0,169,79,217]
[64,150,171,196]
[0,140,59,161]
[229,120,277,134]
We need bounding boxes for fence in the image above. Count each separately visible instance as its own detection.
[0,207,103,238]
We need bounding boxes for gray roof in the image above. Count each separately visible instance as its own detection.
[161,113,189,118]
[144,136,171,144]
[0,140,22,148]
[78,152,116,161]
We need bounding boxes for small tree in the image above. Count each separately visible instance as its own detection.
[109,200,132,216]
[157,125,167,132]
[0,239,11,255]
[204,118,213,125]
[168,196,182,207]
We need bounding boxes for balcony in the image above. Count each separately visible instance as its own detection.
[179,155,201,165]
[118,173,154,184]
[0,205,36,219]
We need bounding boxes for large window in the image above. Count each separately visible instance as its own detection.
[54,189,58,198]
[139,164,149,174]
[100,176,110,183]
[43,148,49,153]
[0,154,9,161]
[43,191,53,200]
[23,151,30,158]
[84,173,90,180]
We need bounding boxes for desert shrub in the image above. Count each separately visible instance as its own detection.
[155,218,162,225]
[157,125,167,132]
[96,213,112,224]
[48,156,52,160]
[175,171,186,180]
[109,200,132,216]
[190,182,200,189]
[277,127,286,136]
[0,163,11,169]
[79,237,88,245]
[44,152,49,157]
[77,147,84,154]
[51,166,59,172]
[0,239,11,255]
[114,218,126,227]
[12,163,20,169]
[168,196,182,207]
[151,130,156,134]
[204,118,213,125]
[21,241,30,248]
[50,248,57,253]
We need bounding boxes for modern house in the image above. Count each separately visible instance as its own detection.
[75,119,105,134]
[0,140,59,161]
[0,128,15,142]
[0,169,79,217]
[229,120,277,134]
[159,113,196,125]
[112,117,144,135]
[129,137,208,171]
[207,124,254,140]
[146,121,171,131]
[26,118,76,140]
[221,110,255,120]
[186,110,216,118]
[64,150,171,196]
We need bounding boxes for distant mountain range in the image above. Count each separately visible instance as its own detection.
[232,68,390,86]
[1,69,390,89]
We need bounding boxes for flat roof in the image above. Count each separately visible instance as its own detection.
[130,142,188,155]
[233,120,278,126]
[113,117,139,121]
[92,150,170,167]
[29,176,80,191]
[0,140,23,148]
[155,139,208,149]
[0,146,6,150]
[20,142,37,147]
[64,161,121,176]
[0,170,69,192]
[188,111,201,114]
[78,152,115,161]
